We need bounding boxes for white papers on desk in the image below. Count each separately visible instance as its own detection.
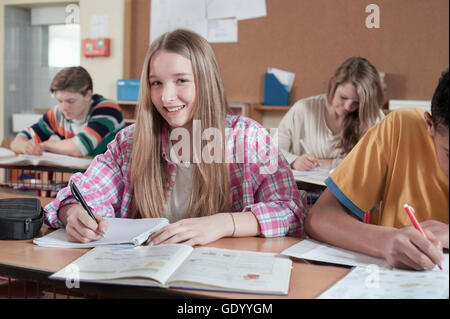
[283,239,449,298]
[267,68,295,93]
[33,218,169,248]
[282,238,391,268]
[317,263,449,299]
[292,169,328,187]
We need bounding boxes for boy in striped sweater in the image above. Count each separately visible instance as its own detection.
[10,66,125,157]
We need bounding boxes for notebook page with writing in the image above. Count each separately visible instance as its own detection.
[33,217,169,248]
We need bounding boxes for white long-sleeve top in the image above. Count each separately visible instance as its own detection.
[277,94,384,169]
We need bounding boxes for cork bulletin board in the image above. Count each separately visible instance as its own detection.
[124,0,449,105]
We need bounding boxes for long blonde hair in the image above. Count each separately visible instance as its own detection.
[130,29,232,219]
[326,57,385,155]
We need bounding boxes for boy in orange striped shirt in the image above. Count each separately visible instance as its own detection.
[10,66,125,157]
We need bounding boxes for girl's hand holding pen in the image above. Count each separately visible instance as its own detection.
[292,154,320,171]
[59,204,108,243]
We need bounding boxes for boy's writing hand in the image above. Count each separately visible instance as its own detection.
[420,220,449,249]
[382,225,444,270]
[23,139,44,156]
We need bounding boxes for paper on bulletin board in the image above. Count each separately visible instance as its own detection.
[206,0,267,21]
[208,18,237,43]
[237,0,267,20]
[206,0,239,19]
[150,0,208,42]
[151,0,266,43]
[267,67,295,92]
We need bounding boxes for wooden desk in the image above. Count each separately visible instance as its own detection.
[0,161,86,197]
[0,193,349,299]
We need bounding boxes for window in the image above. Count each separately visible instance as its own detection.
[48,24,80,67]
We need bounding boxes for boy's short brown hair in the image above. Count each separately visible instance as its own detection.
[50,66,93,96]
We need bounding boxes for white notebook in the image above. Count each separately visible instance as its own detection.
[33,217,169,248]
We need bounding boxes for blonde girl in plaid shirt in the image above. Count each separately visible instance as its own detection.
[45,29,305,245]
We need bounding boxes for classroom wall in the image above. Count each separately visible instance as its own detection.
[78,0,124,100]
[128,0,449,107]
[0,0,125,141]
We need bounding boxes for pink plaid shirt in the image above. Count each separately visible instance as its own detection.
[45,115,306,238]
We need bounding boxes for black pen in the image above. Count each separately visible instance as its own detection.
[69,180,105,237]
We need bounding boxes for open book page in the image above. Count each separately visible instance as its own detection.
[51,244,193,285]
[167,247,292,294]
[317,261,449,299]
[0,147,15,158]
[292,169,328,186]
[33,217,169,248]
[0,151,92,168]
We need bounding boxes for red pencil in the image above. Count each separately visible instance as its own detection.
[403,204,443,270]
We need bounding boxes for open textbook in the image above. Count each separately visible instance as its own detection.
[50,244,292,295]
[33,218,169,248]
[282,239,449,299]
[0,151,92,169]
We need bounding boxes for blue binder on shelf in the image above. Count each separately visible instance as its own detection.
[263,72,289,106]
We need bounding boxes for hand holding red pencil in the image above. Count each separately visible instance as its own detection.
[403,204,443,270]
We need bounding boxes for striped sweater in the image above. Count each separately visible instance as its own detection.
[18,94,125,156]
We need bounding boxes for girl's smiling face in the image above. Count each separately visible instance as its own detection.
[149,50,196,131]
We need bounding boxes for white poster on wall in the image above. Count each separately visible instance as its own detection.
[150,0,266,43]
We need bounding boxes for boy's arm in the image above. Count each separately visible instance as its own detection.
[40,138,83,157]
[306,189,444,270]
[10,135,43,155]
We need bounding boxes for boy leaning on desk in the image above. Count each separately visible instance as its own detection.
[306,69,449,271]
[10,66,125,158]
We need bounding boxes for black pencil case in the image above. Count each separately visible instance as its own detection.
[0,198,44,240]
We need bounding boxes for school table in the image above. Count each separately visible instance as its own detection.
[0,163,86,197]
[0,193,350,299]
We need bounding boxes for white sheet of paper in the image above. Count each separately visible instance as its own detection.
[90,15,108,38]
[267,67,295,92]
[150,0,207,42]
[236,0,267,20]
[208,18,237,43]
[292,168,329,177]
[0,147,15,158]
[206,0,239,19]
[282,238,391,268]
[317,264,449,299]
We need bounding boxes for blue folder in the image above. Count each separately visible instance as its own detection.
[263,73,289,106]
